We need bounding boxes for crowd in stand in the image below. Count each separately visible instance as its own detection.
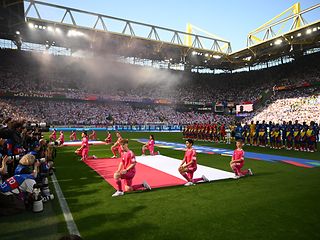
[246,88,320,123]
[1,49,318,105]
[0,48,319,129]
[0,118,56,215]
[0,98,234,126]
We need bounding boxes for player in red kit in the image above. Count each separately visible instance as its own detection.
[111,132,123,158]
[112,139,151,197]
[178,139,209,186]
[230,139,253,179]
[105,131,112,144]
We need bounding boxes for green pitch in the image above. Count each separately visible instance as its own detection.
[1,131,319,240]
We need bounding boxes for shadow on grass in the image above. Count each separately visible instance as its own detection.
[75,206,169,240]
[0,202,65,240]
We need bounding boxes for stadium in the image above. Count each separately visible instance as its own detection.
[0,0,320,239]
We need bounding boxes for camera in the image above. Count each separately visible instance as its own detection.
[32,184,43,213]
[7,155,21,161]
[41,183,54,202]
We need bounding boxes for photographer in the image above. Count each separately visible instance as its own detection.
[14,154,40,177]
[0,154,15,182]
[0,120,26,175]
[27,145,56,202]
[0,154,39,215]
[0,137,18,179]
[0,120,24,150]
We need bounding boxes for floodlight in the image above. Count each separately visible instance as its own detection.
[274,39,282,45]
[47,26,54,32]
[55,27,62,34]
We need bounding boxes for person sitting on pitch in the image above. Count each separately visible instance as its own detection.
[178,139,209,186]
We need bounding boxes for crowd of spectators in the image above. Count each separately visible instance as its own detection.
[0,49,319,126]
[246,88,320,124]
[1,49,319,105]
[0,98,234,126]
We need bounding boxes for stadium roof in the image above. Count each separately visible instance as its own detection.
[1,0,320,71]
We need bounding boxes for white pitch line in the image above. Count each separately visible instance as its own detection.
[51,173,81,237]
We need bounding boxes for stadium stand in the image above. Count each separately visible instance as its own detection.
[0,49,319,126]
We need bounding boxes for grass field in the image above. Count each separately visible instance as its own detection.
[1,131,320,240]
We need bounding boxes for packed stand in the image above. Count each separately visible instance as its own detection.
[0,98,234,126]
[2,49,319,105]
[246,88,320,123]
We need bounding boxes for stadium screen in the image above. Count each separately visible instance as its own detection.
[236,104,253,116]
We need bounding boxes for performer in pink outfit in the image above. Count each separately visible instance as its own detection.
[89,130,97,140]
[75,131,90,161]
[58,131,64,145]
[111,132,123,158]
[105,131,112,144]
[49,129,57,142]
[230,139,253,178]
[142,135,156,155]
[70,130,77,141]
[112,139,151,197]
[178,139,209,186]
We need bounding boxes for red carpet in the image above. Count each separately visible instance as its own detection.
[84,158,186,190]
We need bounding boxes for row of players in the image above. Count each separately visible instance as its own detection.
[49,129,154,156]
[49,129,110,144]
[72,131,253,197]
[183,120,319,152]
